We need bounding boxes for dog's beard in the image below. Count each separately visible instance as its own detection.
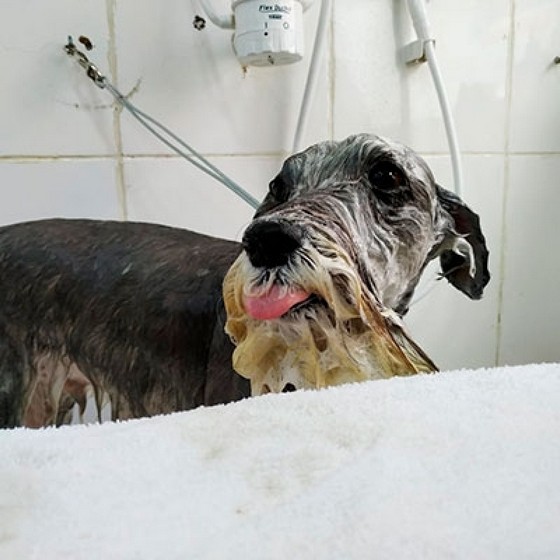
[223,244,437,396]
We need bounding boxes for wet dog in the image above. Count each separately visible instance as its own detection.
[224,134,490,395]
[0,134,489,428]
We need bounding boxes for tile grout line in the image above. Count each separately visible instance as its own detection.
[106,0,128,222]
[1,151,560,168]
[494,0,516,367]
[2,150,560,163]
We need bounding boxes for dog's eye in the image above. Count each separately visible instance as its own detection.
[368,162,407,191]
[269,177,291,202]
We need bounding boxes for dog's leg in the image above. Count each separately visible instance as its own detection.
[91,381,105,424]
[22,354,70,428]
[56,363,91,426]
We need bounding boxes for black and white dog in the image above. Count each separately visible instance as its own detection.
[0,134,489,428]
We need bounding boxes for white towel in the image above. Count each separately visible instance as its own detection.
[1,363,559,559]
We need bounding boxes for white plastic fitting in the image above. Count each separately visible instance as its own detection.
[232,0,306,66]
[199,0,310,66]
[402,0,434,64]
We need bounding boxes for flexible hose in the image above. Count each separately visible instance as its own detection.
[404,0,463,305]
[424,40,463,197]
[105,83,260,209]
[406,0,463,197]
[292,0,332,153]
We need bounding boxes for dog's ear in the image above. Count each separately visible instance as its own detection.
[435,184,490,299]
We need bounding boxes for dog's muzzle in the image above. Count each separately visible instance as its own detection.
[240,220,313,321]
[223,214,436,396]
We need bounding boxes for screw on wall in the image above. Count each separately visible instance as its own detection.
[193,15,206,30]
[78,35,94,51]
[545,56,560,70]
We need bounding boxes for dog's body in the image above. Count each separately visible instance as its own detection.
[0,134,489,428]
[0,220,249,427]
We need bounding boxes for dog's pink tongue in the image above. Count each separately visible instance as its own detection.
[243,286,310,320]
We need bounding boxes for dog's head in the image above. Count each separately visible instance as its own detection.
[223,134,490,395]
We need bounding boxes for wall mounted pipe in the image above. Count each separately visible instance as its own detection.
[404,0,463,197]
[292,0,332,153]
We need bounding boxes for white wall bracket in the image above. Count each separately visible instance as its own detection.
[401,38,435,65]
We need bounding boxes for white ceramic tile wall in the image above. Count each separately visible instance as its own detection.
[114,0,329,155]
[333,0,510,153]
[0,0,115,157]
[0,160,121,224]
[125,155,282,240]
[509,0,560,153]
[499,156,560,365]
[0,0,558,369]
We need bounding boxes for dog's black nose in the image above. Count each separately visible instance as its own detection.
[242,220,302,268]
